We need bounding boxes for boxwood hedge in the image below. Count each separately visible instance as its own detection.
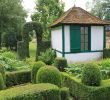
[0,83,61,100]
[62,73,110,100]
[6,70,31,87]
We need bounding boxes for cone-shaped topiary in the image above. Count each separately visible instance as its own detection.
[0,73,5,90]
[81,63,101,86]
[37,66,62,86]
[0,64,6,83]
[54,57,68,71]
[31,61,46,83]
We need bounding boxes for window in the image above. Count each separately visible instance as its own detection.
[81,27,89,51]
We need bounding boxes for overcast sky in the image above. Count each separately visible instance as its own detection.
[22,0,93,21]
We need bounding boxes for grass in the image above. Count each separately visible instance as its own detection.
[29,41,36,59]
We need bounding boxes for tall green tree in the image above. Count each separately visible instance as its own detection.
[31,0,64,40]
[0,0,27,49]
[86,0,110,20]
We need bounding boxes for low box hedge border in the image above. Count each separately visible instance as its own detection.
[6,70,31,87]
[62,72,110,100]
[0,83,61,100]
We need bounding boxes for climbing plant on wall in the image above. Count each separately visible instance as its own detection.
[17,21,51,60]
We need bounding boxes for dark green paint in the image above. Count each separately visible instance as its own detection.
[88,26,91,51]
[104,26,106,48]
[62,25,65,57]
[70,25,81,52]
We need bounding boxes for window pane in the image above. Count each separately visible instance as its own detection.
[81,27,84,34]
[85,43,88,50]
[85,35,88,42]
[81,35,84,42]
[85,27,88,35]
[81,43,85,51]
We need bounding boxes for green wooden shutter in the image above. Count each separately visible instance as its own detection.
[70,25,81,52]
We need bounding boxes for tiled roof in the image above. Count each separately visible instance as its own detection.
[50,7,109,27]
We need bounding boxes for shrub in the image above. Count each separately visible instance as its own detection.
[2,32,17,50]
[0,64,6,83]
[31,61,46,83]
[17,41,26,60]
[0,83,61,100]
[81,63,101,86]
[54,57,68,71]
[60,87,70,100]
[0,73,5,90]
[62,72,110,100]
[37,66,62,86]
[38,48,56,65]
[6,70,31,87]
[103,48,110,58]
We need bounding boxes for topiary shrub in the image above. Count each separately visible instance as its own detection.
[37,66,62,87]
[0,73,5,90]
[60,87,70,100]
[31,61,46,83]
[17,41,26,60]
[81,63,101,86]
[0,64,6,83]
[54,57,68,71]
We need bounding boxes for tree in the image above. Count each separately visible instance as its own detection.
[86,0,110,20]
[31,0,64,40]
[0,0,27,49]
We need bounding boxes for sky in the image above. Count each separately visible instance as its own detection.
[22,0,93,21]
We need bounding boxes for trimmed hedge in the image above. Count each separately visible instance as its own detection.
[81,63,101,86]
[0,73,5,90]
[37,66,62,87]
[6,70,31,87]
[62,73,110,100]
[54,57,68,71]
[60,87,70,100]
[31,61,45,83]
[0,83,61,100]
[0,64,6,83]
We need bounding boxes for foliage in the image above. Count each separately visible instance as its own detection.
[103,48,110,58]
[65,59,110,80]
[60,87,70,100]
[86,0,110,20]
[6,70,31,87]
[32,0,64,40]
[31,61,46,83]
[1,51,16,60]
[81,63,101,86]
[39,48,56,65]
[37,66,62,87]
[17,41,26,60]
[0,0,27,48]
[2,32,17,50]
[62,72,110,100]
[0,52,30,71]
[0,83,61,100]
[54,57,68,71]
[0,73,5,90]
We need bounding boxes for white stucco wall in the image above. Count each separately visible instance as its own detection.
[65,52,103,63]
[51,26,62,52]
[64,25,70,52]
[91,26,104,51]
[56,52,62,57]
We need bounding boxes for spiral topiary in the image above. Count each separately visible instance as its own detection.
[31,61,46,83]
[0,73,5,90]
[81,63,101,86]
[54,57,68,71]
[37,66,62,86]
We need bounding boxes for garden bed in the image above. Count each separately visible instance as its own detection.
[62,72,110,100]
